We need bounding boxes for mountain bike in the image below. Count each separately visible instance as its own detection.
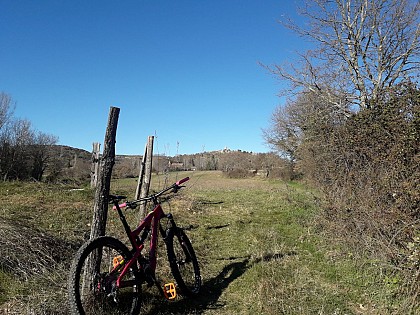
[68,177,201,315]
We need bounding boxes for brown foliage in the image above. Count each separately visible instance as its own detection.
[297,82,419,306]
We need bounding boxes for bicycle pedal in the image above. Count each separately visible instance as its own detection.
[163,283,177,300]
[112,255,124,268]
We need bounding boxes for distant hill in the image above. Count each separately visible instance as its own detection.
[47,145,291,181]
[49,145,91,164]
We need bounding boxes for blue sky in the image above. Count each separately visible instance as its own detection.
[1,1,304,155]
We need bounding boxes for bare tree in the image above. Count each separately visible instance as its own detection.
[263,90,347,164]
[263,104,300,162]
[0,92,15,130]
[0,93,58,181]
[0,119,34,180]
[272,0,420,110]
[30,132,59,181]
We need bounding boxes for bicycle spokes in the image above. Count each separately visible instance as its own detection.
[74,240,140,314]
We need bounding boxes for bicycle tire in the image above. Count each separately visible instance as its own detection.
[166,227,201,297]
[68,236,141,315]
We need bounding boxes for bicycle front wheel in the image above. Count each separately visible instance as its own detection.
[166,227,201,297]
[68,236,141,315]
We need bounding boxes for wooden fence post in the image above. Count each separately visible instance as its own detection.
[89,106,120,239]
[82,106,119,295]
[135,135,154,217]
[90,142,101,188]
[135,142,147,200]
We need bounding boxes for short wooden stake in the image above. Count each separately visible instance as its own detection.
[135,135,154,217]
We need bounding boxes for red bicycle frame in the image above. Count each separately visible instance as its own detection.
[110,177,189,289]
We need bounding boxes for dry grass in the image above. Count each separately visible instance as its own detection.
[0,171,417,314]
[0,218,73,279]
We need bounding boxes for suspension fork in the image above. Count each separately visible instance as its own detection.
[159,213,177,243]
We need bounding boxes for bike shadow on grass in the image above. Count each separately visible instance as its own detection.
[142,251,296,315]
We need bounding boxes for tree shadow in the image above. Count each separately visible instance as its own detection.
[143,251,297,314]
[205,223,230,230]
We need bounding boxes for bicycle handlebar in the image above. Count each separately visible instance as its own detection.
[176,177,190,186]
[116,202,127,209]
[112,177,190,210]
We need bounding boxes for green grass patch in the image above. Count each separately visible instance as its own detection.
[0,171,411,314]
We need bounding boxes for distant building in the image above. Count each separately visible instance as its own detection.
[168,161,184,170]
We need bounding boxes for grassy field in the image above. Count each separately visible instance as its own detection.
[0,171,411,314]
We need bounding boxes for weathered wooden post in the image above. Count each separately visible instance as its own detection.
[82,106,119,295]
[89,106,120,239]
[90,142,101,188]
[135,143,147,200]
[135,135,154,216]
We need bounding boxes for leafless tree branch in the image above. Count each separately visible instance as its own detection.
[271,0,419,110]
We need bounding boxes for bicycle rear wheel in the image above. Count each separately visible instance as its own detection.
[166,227,201,297]
[68,236,141,315]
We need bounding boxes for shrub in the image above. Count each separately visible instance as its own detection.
[301,82,419,309]
[224,167,251,178]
